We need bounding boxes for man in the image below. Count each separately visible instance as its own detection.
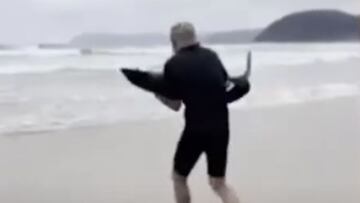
[156,22,242,203]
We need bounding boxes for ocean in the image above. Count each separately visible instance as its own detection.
[0,43,359,135]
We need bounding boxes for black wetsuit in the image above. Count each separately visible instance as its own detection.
[164,44,230,177]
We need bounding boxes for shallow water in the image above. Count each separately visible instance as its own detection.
[0,43,359,134]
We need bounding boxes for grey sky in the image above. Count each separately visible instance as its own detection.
[0,0,359,44]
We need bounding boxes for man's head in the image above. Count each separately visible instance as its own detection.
[170,22,199,53]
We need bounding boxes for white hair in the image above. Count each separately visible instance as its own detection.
[170,22,199,52]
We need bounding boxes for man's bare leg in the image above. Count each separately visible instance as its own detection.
[173,171,191,203]
[209,177,240,203]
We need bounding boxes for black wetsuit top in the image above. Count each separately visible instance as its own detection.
[164,44,229,131]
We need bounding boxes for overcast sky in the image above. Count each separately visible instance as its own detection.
[0,0,359,44]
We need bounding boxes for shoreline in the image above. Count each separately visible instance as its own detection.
[2,94,358,137]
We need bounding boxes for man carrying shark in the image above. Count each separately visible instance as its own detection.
[155,22,252,203]
[121,21,251,203]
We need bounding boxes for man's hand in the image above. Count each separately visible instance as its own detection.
[155,94,182,111]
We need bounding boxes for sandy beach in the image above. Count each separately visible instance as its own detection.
[0,45,359,202]
[0,0,359,201]
[0,95,359,203]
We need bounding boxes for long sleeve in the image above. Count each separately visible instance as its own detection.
[162,60,182,100]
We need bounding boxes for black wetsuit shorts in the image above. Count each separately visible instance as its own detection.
[174,127,229,177]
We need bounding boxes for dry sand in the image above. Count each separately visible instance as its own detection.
[0,96,359,203]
